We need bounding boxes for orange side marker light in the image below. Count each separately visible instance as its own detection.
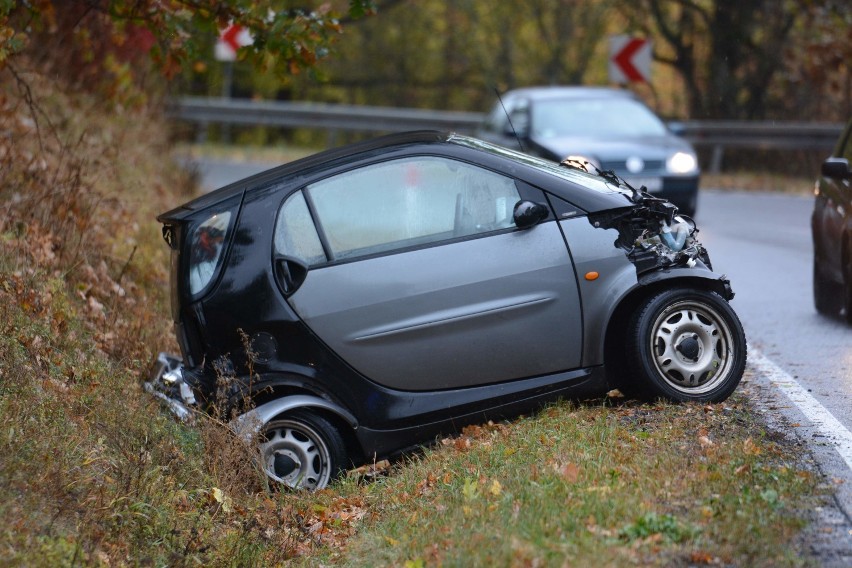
[585,271,599,281]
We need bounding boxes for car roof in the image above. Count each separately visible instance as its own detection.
[159,129,633,223]
[502,86,638,102]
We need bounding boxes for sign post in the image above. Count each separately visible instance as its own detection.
[609,35,652,84]
[214,24,253,143]
[215,24,253,98]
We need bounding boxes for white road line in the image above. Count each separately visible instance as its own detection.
[749,347,852,473]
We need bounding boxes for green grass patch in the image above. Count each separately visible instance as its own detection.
[297,399,818,567]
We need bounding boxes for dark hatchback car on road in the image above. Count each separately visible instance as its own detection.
[149,131,745,490]
[812,118,852,321]
[478,86,701,216]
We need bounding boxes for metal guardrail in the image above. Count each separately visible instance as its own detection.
[169,96,483,134]
[677,120,843,150]
[675,120,843,172]
[168,97,844,172]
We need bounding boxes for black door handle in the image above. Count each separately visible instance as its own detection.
[274,257,308,296]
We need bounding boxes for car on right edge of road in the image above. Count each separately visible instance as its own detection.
[812,117,852,322]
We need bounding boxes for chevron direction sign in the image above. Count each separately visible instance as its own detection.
[215,24,253,62]
[609,35,652,84]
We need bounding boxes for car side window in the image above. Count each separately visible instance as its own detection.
[274,190,327,266]
[306,156,521,261]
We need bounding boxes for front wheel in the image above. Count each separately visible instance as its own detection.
[258,410,347,491]
[627,288,746,403]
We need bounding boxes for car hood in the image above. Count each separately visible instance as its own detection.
[531,134,693,163]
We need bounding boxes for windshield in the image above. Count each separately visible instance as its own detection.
[531,98,668,139]
[448,134,629,196]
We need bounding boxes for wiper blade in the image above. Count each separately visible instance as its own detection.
[558,156,646,203]
[558,156,682,224]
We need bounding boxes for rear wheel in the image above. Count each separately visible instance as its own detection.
[627,288,746,402]
[844,244,852,324]
[814,250,843,316]
[258,410,346,490]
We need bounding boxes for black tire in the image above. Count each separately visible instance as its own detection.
[814,254,843,316]
[258,410,347,490]
[627,288,746,403]
[835,246,852,325]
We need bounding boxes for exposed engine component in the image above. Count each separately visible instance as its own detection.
[632,214,709,273]
[590,201,711,274]
[561,158,711,274]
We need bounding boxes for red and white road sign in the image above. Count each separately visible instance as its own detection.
[215,24,253,62]
[608,35,652,84]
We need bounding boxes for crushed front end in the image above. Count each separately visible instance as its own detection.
[590,197,712,276]
[562,155,714,279]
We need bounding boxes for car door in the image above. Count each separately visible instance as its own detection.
[272,155,583,392]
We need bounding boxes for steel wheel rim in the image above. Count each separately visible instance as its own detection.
[649,299,735,395]
[259,419,331,490]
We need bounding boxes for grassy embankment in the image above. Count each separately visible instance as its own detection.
[0,79,826,566]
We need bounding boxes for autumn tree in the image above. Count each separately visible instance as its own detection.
[281,0,844,122]
[619,0,814,119]
[0,0,376,100]
[787,0,852,121]
[302,0,617,111]
[524,0,615,86]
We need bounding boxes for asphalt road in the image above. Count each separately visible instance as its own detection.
[194,158,852,533]
[696,190,852,535]
[696,189,852,430]
[189,157,278,191]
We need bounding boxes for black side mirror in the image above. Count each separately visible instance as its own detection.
[821,157,852,180]
[513,200,549,229]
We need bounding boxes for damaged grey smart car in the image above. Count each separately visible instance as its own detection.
[148,131,746,490]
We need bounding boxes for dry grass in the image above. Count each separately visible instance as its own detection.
[0,70,313,566]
